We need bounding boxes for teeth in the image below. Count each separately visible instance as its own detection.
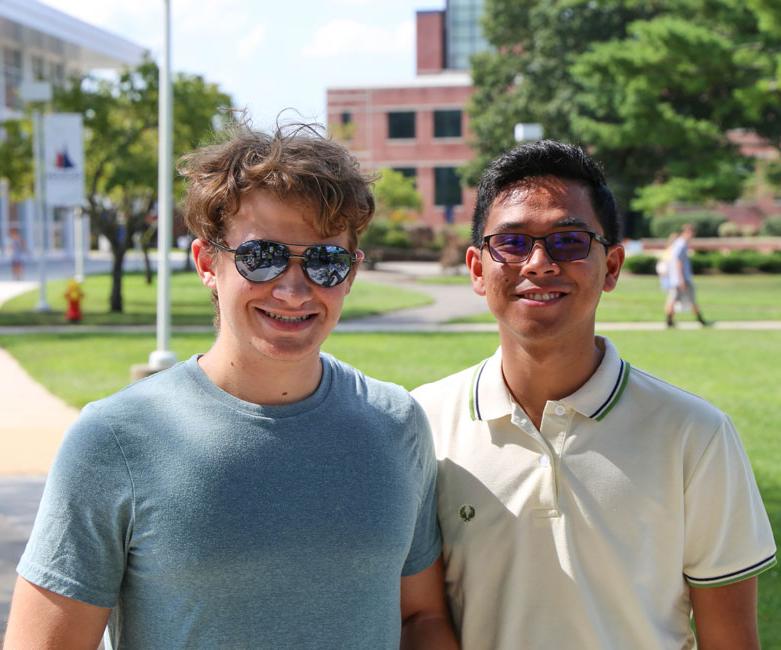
[262,310,310,322]
[524,293,561,302]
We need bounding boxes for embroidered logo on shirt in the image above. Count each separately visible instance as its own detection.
[459,504,476,522]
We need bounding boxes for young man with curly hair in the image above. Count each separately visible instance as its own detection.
[6,124,456,649]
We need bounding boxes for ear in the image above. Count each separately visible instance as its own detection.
[192,238,219,290]
[602,243,625,293]
[466,245,486,297]
[343,249,365,295]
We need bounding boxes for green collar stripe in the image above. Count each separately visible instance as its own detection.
[469,360,488,421]
[594,360,631,422]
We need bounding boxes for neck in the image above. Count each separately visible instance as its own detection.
[198,341,323,406]
[500,330,604,429]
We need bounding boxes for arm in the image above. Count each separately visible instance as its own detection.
[400,557,459,650]
[3,577,110,650]
[690,577,759,650]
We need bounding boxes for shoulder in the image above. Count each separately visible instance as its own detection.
[621,364,728,446]
[324,353,422,421]
[412,362,483,417]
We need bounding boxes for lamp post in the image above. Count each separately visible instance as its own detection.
[514,123,544,143]
[148,0,176,371]
[20,81,52,312]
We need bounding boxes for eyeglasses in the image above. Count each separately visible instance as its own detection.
[482,230,611,264]
[209,239,361,288]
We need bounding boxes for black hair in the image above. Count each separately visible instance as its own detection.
[471,140,621,245]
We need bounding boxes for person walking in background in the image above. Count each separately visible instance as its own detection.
[413,141,775,649]
[9,228,25,281]
[664,223,709,327]
[5,123,457,649]
[655,230,678,291]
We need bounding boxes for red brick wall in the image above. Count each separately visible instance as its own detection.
[328,81,477,228]
[416,11,445,74]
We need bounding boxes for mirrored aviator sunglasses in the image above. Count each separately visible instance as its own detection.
[209,239,359,288]
[483,230,611,264]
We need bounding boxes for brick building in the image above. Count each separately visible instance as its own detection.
[327,0,487,228]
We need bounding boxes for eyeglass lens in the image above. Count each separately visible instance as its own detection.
[487,231,594,263]
[233,240,353,287]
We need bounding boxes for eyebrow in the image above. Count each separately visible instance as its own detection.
[491,217,593,233]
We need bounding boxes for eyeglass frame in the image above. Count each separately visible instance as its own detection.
[207,238,363,287]
[481,230,612,264]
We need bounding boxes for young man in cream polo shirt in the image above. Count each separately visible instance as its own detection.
[412,140,776,649]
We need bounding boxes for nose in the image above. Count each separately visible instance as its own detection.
[269,258,313,304]
[520,240,560,276]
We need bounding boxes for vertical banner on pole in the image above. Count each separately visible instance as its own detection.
[43,113,85,207]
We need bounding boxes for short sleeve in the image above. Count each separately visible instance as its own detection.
[401,402,442,576]
[17,402,134,607]
[683,416,777,587]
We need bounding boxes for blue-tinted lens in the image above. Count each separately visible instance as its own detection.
[544,231,592,261]
[303,245,352,287]
[488,234,534,263]
[234,240,289,282]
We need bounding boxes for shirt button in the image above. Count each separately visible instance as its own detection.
[554,405,566,416]
[539,455,551,467]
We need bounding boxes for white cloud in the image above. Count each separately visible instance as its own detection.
[237,24,267,60]
[302,19,414,57]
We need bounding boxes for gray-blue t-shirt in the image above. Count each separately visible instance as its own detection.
[18,354,441,649]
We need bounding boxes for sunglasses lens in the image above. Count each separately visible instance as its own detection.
[234,240,289,282]
[304,245,352,287]
[488,234,533,263]
[545,231,592,261]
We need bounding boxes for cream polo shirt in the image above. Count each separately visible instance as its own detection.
[412,337,776,650]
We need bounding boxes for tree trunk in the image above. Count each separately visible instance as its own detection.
[141,243,153,284]
[110,247,126,313]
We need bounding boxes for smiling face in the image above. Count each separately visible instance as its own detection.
[193,189,358,369]
[466,176,624,350]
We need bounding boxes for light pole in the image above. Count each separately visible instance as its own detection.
[514,123,544,143]
[148,0,176,371]
[20,81,52,312]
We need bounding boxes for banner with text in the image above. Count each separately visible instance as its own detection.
[44,113,85,206]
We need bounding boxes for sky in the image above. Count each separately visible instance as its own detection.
[41,0,442,128]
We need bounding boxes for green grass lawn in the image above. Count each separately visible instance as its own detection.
[0,272,432,326]
[1,329,778,644]
[448,273,781,323]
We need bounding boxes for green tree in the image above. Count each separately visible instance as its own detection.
[373,168,423,217]
[465,0,657,186]
[0,59,231,312]
[56,59,232,310]
[468,0,781,220]
[0,119,33,201]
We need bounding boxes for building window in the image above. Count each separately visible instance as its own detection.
[341,111,352,125]
[434,110,462,138]
[32,56,46,81]
[387,111,416,139]
[3,48,23,110]
[434,167,462,206]
[392,167,417,179]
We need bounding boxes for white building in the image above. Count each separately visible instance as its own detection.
[0,0,145,262]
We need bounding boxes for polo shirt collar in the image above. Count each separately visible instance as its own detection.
[470,338,630,422]
[560,337,631,421]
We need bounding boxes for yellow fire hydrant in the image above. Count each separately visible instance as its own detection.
[64,279,84,322]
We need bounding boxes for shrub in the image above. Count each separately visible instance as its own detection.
[623,254,658,275]
[690,252,715,274]
[758,253,781,273]
[650,212,726,238]
[717,221,742,238]
[760,216,781,236]
[714,252,748,274]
